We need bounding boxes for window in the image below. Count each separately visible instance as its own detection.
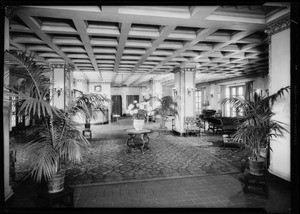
[225,85,245,117]
[195,90,202,115]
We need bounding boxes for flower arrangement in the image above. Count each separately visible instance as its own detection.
[128,100,152,120]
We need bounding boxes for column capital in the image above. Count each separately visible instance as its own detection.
[149,78,161,84]
[173,66,196,74]
[265,14,290,36]
[181,66,196,73]
[74,79,87,83]
[88,81,111,85]
[49,63,74,71]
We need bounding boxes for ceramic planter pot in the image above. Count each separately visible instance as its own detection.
[133,119,145,131]
[48,171,65,193]
[248,157,265,176]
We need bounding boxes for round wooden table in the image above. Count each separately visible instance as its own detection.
[124,129,152,154]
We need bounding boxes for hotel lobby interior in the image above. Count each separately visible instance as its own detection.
[1,3,298,212]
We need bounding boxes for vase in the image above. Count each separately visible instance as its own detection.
[133,119,145,131]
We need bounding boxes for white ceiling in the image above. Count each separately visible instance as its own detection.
[7,4,290,87]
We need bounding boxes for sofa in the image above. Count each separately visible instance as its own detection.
[206,117,245,134]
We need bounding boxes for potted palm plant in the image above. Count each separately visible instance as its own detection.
[221,86,290,176]
[4,50,90,193]
[153,96,177,129]
[70,89,111,131]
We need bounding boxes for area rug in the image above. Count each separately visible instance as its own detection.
[64,133,241,186]
[12,132,246,187]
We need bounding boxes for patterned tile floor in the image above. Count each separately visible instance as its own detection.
[6,117,291,213]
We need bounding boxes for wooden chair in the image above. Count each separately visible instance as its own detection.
[184,116,204,137]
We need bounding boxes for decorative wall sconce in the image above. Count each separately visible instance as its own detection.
[71,89,75,97]
[186,87,195,96]
[265,89,269,96]
[94,85,102,92]
[254,89,262,97]
[172,88,177,97]
[54,87,63,97]
[203,100,210,109]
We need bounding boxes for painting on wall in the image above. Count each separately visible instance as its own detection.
[94,85,102,92]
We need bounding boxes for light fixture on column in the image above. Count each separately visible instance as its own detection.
[172,88,177,97]
[254,88,262,101]
[186,87,195,96]
[71,89,75,97]
[54,87,63,97]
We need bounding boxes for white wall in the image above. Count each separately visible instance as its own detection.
[173,70,195,134]
[162,86,172,97]
[74,79,88,94]
[87,82,110,95]
[269,28,290,181]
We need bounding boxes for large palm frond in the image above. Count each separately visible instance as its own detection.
[5,50,58,119]
[257,86,290,111]
[71,89,111,120]
[25,124,58,182]
[25,115,90,182]
[153,96,177,116]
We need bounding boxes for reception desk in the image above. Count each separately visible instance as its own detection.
[71,109,109,125]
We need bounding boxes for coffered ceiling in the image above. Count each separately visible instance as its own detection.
[7,4,290,87]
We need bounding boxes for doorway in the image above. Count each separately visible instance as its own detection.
[112,95,122,116]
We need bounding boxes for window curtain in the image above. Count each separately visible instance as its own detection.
[244,81,253,101]
[220,85,226,116]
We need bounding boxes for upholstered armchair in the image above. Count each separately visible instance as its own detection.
[184,116,205,137]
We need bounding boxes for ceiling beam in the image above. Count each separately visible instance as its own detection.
[198,41,266,74]
[121,25,176,85]
[131,25,176,73]
[111,22,132,85]
[149,28,218,74]
[191,30,257,62]
[9,39,48,63]
[73,18,101,80]
[17,12,79,70]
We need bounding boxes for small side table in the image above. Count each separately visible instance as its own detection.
[113,114,120,122]
[38,185,74,207]
[243,168,269,198]
[124,129,152,154]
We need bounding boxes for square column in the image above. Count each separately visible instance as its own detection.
[173,66,196,135]
[3,16,14,201]
[50,64,74,110]
[150,79,162,110]
[265,15,291,181]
